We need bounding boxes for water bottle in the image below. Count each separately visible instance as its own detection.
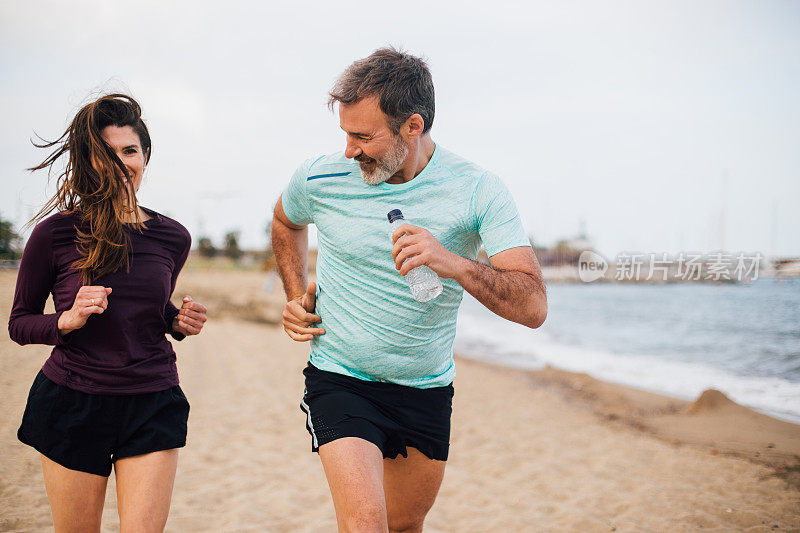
[387,209,443,302]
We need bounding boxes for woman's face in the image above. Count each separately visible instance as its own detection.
[100,125,147,195]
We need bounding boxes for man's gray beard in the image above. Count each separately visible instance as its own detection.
[359,138,409,186]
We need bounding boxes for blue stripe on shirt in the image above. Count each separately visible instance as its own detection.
[307,172,351,181]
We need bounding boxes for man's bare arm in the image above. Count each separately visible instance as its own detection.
[272,195,309,301]
[453,247,547,329]
[391,224,547,329]
[272,196,325,341]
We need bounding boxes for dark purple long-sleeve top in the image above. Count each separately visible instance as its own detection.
[8,207,191,394]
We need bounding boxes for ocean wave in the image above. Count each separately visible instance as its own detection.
[455,306,800,423]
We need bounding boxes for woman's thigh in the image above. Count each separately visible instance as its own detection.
[40,454,108,533]
[114,448,179,533]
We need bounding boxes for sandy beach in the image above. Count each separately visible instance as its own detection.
[1,268,799,532]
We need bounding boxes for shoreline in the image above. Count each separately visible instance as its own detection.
[455,350,800,426]
[483,359,800,488]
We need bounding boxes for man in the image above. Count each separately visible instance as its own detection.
[272,47,547,533]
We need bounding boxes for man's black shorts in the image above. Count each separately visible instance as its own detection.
[18,369,190,477]
[300,362,454,461]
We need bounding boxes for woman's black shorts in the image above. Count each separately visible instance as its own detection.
[18,369,190,477]
[300,363,454,461]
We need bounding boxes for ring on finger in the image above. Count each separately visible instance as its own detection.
[90,298,96,306]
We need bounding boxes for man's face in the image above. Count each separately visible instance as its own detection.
[339,96,408,185]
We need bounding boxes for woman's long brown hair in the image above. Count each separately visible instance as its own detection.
[28,94,152,284]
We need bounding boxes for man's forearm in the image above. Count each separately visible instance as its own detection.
[271,216,309,300]
[452,256,547,329]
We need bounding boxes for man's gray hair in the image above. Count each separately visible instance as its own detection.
[328,47,435,134]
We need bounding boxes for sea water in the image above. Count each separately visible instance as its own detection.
[454,277,800,422]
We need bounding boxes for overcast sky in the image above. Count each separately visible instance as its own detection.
[1,0,798,257]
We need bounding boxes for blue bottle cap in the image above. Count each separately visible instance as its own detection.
[387,209,404,223]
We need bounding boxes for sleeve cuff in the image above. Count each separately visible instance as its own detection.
[164,305,186,341]
[51,311,70,346]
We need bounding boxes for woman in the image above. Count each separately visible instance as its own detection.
[9,93,207,532]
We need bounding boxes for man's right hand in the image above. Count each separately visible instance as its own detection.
[282,282,325,342]
[58,285,113,335]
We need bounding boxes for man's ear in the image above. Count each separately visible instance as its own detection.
[403,113,425,139]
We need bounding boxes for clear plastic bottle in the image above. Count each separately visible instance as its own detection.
[387,209,443,303]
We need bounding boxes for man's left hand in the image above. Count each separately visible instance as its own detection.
[391,224,462,279]
[172,295,208,336]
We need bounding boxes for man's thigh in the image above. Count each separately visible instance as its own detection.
[383,447,446,532]
[319,437,388,532]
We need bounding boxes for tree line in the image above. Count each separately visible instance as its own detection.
[197,222,273,261]
[0,213,22,261]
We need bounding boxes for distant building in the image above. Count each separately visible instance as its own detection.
[774,257,800,278]
[533,230,596,268]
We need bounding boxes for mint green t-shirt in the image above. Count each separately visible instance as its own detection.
[281,145,529,388]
